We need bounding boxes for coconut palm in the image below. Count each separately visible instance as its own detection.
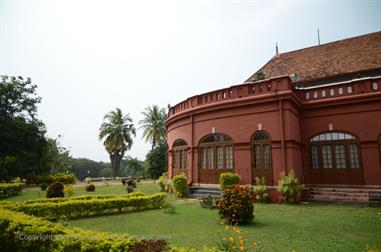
[99,108,136,178]
[139,105,167,150]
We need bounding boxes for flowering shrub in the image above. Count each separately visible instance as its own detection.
[277,170,304,203]
[253,177,270,203]
[173,174,188,198]
[216,185,255,225]
[216,224,258,252]
[220,172,240,190]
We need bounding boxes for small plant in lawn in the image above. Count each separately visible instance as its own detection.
[216,185,255,225]
[85,184,95,192]
[254,177,270,203]
[46,181,65,198]
[64,184,75,197]
[122,178,127,186]
[158,172,169,192]
[163,195,176,214]
[126,179,137,193]
[220,172,240,190]
[173,174,188,198]
[39,183,48,191]
[277,170,304,203]
[216,224,258,252]
[199,194,217,209]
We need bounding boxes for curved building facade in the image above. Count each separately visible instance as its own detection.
[166,31,381,198]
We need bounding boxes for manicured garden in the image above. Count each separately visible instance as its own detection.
[69,201,381,251]
[1,179,381,251]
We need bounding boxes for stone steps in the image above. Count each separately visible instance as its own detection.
[308,187,381,204]
[189,187,221,198]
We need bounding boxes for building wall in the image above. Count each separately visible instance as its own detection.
[166,76,381,187]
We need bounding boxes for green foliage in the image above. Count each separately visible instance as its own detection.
[39,182,48,191]
[120,156,145,177]
[84,176,92,184]
[99,108,136,178]
[69,157,111,181]
[158,172,169,192]
[5,193,166,220]
[216,224,258,252]
[216,185,255,225]
[46,181,65,198]
[64,184,75,197]
[145,141,166,179]
[220,172,240,190]
[0,182,23,198]
[277,170,304,203]
[199,194,217,209]
[163,195,176,214]
[28,172,75,185]
[173,174,188,198]
[0,207,146,252]
[85,184,95,192]
[139,105,167,150]
[253,177,270,203]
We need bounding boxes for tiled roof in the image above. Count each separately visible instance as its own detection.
[245,31,381,84]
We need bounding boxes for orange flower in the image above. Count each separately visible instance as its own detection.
[252,242,257,247]
[229,236,234,242]
[240,245,246,251]
[224,225,230,230]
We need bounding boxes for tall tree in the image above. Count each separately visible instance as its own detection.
[144,141,166,179]
[0,76,49,180]
[139,105,167,150]
[99,108,136,178]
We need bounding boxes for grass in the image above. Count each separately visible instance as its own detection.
[2,180,160,202]
[69,202,381,251]
[2,180,381,251]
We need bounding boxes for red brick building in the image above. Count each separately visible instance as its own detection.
[166,31,381,201]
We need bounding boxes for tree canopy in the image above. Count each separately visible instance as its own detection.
[139,105,167,150]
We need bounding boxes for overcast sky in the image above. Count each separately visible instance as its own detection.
[1,0,380,162]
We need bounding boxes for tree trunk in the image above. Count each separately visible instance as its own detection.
[110,153,116,179]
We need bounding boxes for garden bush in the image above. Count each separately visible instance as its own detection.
[85,184,95,192]
[39,182,48,191]
[277,170,304,203]
[173,174,188,198]
[162,195,176,214]
[0,183,23,198]
[216,185,255,225]
[5,193,166,220]
[158,172,169,192]
[126,179,137,193]
[64,184,75,197]
[0,207,161,252]
[253,177,270,203]
[199,194,216,209]
[219,172,240,190]
[46,181,65,198]
[28,173,75,185]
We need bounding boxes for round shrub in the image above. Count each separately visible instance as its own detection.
[46,182,65,198]
[39,183,48,191]
[158,172,169,192]
[126,179,136,193]
[220,172,240,190]
[172,174,188,198]
[85,184,95,192]
[121,178,127,186]
[216,184,255,225]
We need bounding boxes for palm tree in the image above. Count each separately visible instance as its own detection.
[99,108,136,178]
[139,105,167,150]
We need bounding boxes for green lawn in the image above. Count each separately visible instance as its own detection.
[69,202,381,251]
[2,180,160,201]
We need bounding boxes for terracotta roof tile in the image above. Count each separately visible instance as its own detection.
[245,31,381,84]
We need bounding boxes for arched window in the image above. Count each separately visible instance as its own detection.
[199,134,233,170]
[310,132,360,170]
[172,139,188,170]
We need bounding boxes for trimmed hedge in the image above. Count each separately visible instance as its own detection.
[0,207,169,252]
[0,183,23,199]
[5,193,166,220]
[219,172,240,190]
[172,174,188,198]
[28,173,76,185]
